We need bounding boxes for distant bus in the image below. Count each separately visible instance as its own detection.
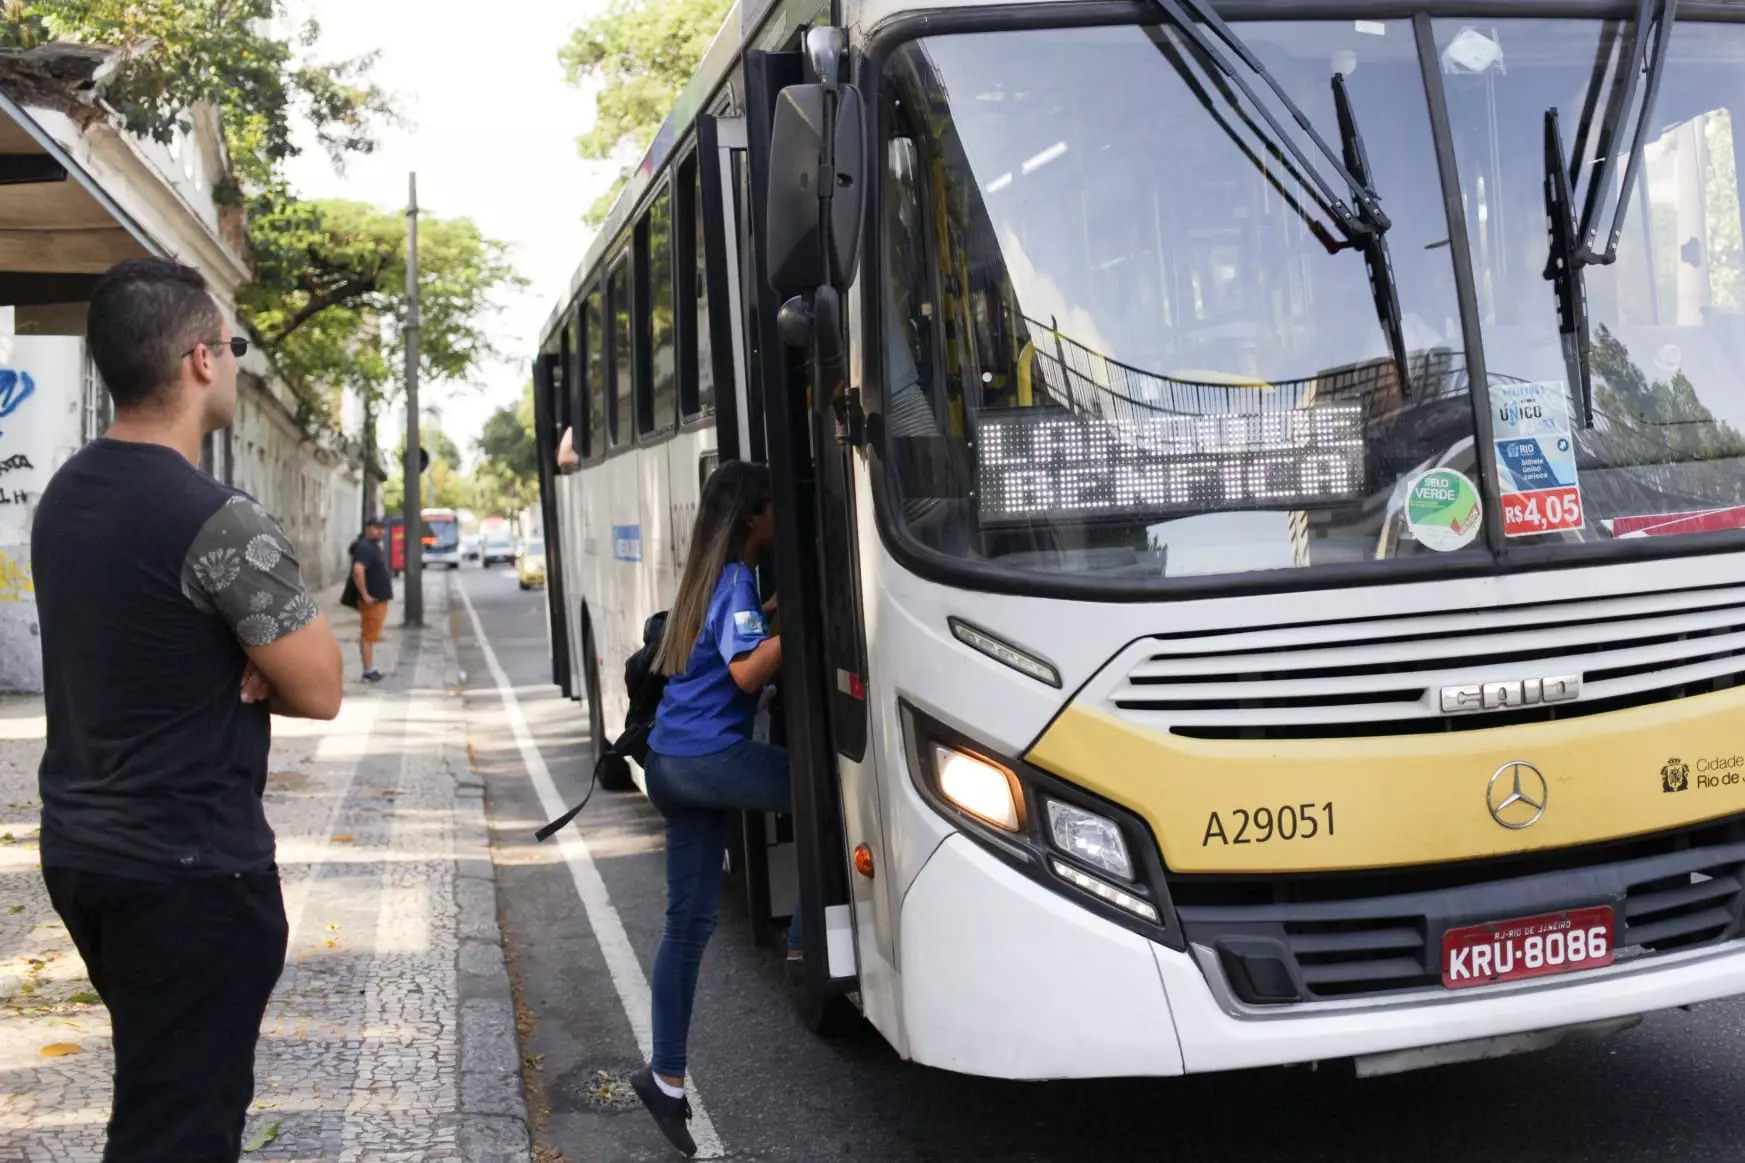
[388,508,463,572]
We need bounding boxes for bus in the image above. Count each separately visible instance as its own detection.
[388,508,463,572]
[532,0,1745,1080]
[421,508,462,570]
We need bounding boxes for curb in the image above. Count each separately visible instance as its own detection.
[441,574,534,1163]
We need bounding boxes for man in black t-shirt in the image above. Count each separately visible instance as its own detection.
[350,516,393,681]
[33,258,343,1162]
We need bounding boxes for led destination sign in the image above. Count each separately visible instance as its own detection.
[974,404,1367,525]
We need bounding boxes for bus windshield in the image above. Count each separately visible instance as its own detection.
[878,15,1745,582]
[423,514,460,550]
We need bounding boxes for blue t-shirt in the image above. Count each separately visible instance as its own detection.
[649,563,771,757]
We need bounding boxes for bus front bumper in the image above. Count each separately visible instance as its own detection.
[899,833,1745,1080]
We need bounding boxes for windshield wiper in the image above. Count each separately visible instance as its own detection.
[1149,0,1414,397]
[1544,0,1679,427]
[1333,73,1410,406]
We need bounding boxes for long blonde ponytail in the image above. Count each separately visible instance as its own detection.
[653,461,772,676]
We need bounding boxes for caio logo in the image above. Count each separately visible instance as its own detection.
[1662,758,1690,793]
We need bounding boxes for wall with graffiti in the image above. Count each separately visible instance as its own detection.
[0,337,84,691]
[229,380,363,593]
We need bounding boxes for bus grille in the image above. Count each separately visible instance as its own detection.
[1173,820,1745,1004]
[1107,583,1745,739]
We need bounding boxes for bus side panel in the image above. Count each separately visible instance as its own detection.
[578,462,611,724]
[598,452,644,745]
[833,455,902,1040]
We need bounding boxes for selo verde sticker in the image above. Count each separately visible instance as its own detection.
[1405,469,1483,551]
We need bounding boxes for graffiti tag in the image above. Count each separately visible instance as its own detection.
[0,455,33,475]
[0,551,33,602]
[0,370,34,420]
[0,489,30,505]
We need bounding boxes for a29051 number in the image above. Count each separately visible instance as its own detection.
[1202,803,1335,847]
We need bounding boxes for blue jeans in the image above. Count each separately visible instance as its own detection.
[645,738,799,1078]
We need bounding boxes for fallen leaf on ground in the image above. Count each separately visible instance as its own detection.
[331,834,354,843]
[5,905,22,915]
[241,1120,281,1152]
[38,1042,80,1057]
[324,939,337,948]
[66,992,100,1006]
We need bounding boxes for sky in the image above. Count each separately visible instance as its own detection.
[281,0,621,467]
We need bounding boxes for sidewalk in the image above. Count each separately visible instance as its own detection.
[0,576,531,1162]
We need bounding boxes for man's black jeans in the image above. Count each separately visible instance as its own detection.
[43,867,288,1162]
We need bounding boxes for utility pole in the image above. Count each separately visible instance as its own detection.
[402,172,424,628]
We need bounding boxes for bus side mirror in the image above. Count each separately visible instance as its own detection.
[764,82,865,297]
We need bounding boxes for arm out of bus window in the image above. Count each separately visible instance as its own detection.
[184,498,345,721]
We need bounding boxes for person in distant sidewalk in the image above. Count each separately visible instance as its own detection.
[31,257,344,1163]
[351,515,393,682]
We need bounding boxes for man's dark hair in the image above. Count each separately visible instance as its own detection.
[86,258,224,410]
[366,516,386,529]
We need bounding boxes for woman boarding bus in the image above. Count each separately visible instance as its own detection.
[631,461,797,1157]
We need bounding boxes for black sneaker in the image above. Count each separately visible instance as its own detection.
[629,1065,696,1157]
[362,670,383,683]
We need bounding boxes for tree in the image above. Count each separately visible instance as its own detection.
[383,429,467,513]
[478,383,539,479]
[1579,326,1745,513]
[242,199,521,427]
[559,0,730,223]
[472,383,540,517]
[0,2,392,177]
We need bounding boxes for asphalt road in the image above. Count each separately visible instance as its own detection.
[452,566,1745,1163]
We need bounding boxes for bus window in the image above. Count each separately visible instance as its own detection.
[585,287,606,459]
[681,156,713,419]
[609,256,633,448]
[566,306,585,454]
[648,185,677,434]
[559,317,577,439]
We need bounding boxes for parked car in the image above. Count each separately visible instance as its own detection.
[517,539,546,590]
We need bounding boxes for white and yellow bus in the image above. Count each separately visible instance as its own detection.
[531,0,1745,1078]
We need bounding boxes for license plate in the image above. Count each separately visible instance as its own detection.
[1441,905,1615,989]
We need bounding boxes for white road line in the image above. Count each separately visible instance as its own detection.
[457,580,727,1159]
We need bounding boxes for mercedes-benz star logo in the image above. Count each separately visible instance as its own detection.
[1487,760,1548,829]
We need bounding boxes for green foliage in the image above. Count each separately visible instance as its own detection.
[6,3,519,449]
[471,383,540,517]
[559,0,730,224]
[383,429,468,513]
[242,199,522,430]
[478,383,539,480]
[1581,327,1745,509]
[2,1,394,184]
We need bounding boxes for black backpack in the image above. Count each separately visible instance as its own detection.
[536,610,668,841]
[612,610,669,766]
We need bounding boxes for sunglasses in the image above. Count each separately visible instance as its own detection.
[182,337,250,361]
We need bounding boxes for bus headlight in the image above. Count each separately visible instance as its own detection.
[1045,799,1132,880]
[900,701,1182,948]
[935,746,1023,832]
